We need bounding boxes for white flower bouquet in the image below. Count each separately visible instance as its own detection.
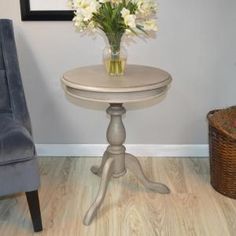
[69,0,158,75]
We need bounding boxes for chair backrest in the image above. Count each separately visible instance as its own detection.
[0,19,31,133]
[0,39,11,113]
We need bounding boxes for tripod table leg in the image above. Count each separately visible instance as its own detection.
[83,157,114,225]
[91,151,109,177]
[125,153,170,194]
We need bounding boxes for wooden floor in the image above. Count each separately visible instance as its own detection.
[0,157,236,236]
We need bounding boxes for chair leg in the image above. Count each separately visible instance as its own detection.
[25,190,43,232]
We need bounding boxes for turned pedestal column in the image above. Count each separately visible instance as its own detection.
[83,103,170,225]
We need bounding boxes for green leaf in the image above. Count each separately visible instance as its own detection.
[136,24,148,35]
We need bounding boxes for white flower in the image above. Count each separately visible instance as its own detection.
[110,0,123,4]
[121,8,136,29]
[98,0,122,3]
[125,28,132,35]
[125,14,136,28]
[87,21,97,32]
[74,0,101,21]
[73,14,86,31]
[136,0,158,16]
[70,0,159,38]
[142,19,158,31]
[121,8,130,18]
[99,0,110,3]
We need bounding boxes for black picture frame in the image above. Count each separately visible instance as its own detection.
[20,0,74,21]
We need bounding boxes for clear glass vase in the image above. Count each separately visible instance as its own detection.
[103,33,127,76]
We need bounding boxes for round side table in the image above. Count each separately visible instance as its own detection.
[62,65,172,225]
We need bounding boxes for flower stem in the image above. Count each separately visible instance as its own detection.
[104,32,126,76]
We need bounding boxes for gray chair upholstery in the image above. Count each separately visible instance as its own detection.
[0,19,42,232]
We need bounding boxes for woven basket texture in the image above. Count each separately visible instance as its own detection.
[208,106,236,199]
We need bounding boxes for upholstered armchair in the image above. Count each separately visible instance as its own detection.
[0,19,42,232]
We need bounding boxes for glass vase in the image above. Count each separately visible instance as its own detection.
[103,33,127,76]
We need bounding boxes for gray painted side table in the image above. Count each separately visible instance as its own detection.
[62,65,172,225]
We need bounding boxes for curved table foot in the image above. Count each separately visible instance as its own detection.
[125,153,170,194]
[91,151,109,177]
[84,157,114,225]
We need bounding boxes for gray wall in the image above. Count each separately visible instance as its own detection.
[0,0,235,144]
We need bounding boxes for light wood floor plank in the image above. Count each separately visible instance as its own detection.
[0,157,236,236]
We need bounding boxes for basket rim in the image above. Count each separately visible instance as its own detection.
[207,106,236,141]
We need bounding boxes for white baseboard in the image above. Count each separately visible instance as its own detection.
[36,144,209,157]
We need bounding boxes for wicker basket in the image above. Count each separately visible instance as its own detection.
[207,106,236,199]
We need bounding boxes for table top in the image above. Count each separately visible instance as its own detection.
[62,65,172,103]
